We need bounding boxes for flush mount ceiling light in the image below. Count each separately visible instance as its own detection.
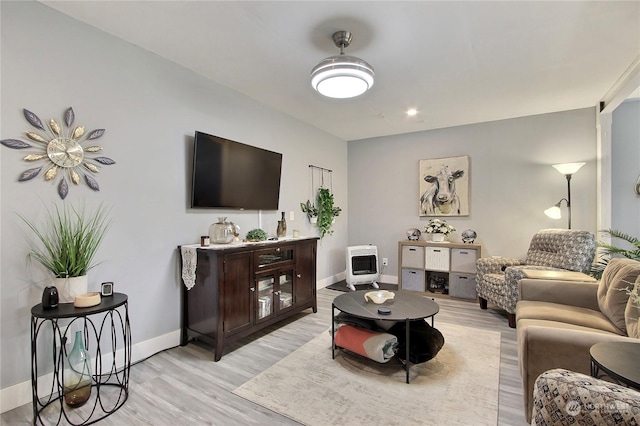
[311,30,375,99]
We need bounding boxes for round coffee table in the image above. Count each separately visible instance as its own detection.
[331,290,440,383]
[590,341,640,390]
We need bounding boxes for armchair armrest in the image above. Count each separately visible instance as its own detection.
[518,278,600,311]
[476,257,523,276]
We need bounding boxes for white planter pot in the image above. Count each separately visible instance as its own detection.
[431,234,446,242]
[54,275,88,303]
[310,217,318,224]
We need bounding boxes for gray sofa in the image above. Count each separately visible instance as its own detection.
[516,258,640,422]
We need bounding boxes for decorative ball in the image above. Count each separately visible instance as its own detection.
[406,228,422,241]
[461,229,477,243]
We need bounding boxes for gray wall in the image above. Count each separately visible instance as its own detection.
[347,108,598,275]
[1,1,347,390]
[612,99,640,238]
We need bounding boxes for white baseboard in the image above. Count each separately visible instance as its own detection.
[0,329,181,414]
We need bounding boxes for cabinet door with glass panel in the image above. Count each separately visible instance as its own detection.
[256,268,295,322]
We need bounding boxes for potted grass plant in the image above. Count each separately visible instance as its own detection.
[20,202,110,302]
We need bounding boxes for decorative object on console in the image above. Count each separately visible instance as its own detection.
[19,202,111,303]
[461,229,477,243]
[419,155,469,217]
[406,228,422,241]
[245,228,268,242]
[424,218,455,242]
[41,286,58,309]
[277,211,287,237]
[1,107,115,199]
[364,290,395,304]
[544,162,585,229]
[73,292,101,308]
[209,217,238,244]
[101,281,113,297]
[310,30,375,99]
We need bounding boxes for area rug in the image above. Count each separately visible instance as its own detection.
[233,322,500,425]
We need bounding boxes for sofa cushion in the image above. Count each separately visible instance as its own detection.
[516,300,624,335]
[625,277,640,339]
[597,258,640,334]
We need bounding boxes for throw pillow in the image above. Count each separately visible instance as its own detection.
[597,258,640,334]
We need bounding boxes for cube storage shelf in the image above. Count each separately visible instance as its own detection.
[398,240,482,299]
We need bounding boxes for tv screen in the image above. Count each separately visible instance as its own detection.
[191,131,282,210]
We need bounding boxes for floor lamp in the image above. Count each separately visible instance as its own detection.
[544,162,585,229]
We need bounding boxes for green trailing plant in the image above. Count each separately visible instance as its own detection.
[19,202,111,278]
[591,229,640,279]
[300,200,318,220]
[316,187,336,238]
[245,228,268,241]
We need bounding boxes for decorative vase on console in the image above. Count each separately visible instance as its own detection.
[64,331,93,408]
[277,212,287,237]
[209,217,237,244]
[424,218,455,243]
[431,233,446,242]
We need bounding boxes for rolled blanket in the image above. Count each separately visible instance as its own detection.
[334,325,398,363]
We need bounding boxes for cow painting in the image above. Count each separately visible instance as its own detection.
[419,156,470,216]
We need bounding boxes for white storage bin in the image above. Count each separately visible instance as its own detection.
[401,268,425,292]
[451,248,478,273]
[401,246,425,269]
[449,274,477,299]
[425,246,450,272]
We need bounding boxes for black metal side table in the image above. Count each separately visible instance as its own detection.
[590,341,640,390]
[31,292,131,425]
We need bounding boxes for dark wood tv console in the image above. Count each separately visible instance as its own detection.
[178,237,318,361]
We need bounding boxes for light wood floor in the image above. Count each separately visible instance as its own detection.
[2,288,529,425]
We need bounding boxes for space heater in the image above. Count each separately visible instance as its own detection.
[345,245,380,291]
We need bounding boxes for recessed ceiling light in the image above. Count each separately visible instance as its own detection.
[407,108,418,116]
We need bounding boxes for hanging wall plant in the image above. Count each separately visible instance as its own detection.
[300,200,319,223]
[316,187,338,238]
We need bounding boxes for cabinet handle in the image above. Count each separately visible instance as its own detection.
[276,248,281,252]
[274,290,280,295]
[250,287,255,292]
[297,274,301,278]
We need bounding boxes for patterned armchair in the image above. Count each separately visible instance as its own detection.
[475,229,596,327]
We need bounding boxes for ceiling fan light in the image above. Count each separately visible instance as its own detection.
[311,31,375,99]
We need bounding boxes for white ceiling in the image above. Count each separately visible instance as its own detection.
[41,1,640,141]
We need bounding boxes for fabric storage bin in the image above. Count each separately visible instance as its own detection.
[401,246,425,269]
[401,268,425,292]
[450,248,478,273]
[449,273,477,299]
[425,246,450,272]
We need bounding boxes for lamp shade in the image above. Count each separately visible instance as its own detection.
[552,162,585,175]
[544,205,562,219]
[311,55,374,98]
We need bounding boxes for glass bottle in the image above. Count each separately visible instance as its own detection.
[64,331,93,408]
[277,211,287,237]
[209,217,235,244]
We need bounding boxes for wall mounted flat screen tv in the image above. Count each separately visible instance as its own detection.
[191,131,282,210]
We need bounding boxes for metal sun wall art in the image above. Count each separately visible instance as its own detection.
[1,108,115,199]
[419,155,470,217]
